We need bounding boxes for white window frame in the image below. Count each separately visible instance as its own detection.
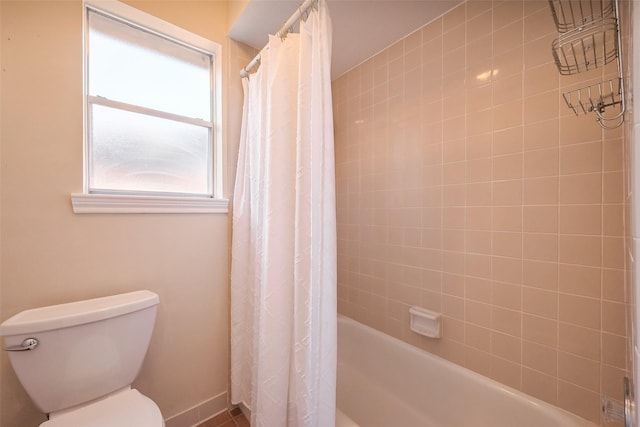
[72,0,227,214]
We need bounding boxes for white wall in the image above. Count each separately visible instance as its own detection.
[631,1,639,425]
[0,2,244,426]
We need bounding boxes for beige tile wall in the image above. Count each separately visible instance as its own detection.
[333,1,630,424]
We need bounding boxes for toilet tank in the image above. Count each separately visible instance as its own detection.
[0,290,159,414]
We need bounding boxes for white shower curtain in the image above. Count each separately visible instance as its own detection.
[230,1,336,426]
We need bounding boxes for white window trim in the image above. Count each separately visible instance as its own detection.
[88,96,214,129]
[71,193,229,214]
[74,0,226,214]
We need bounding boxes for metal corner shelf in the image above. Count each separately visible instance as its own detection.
[549,0,615,33]
[548,0,625,129]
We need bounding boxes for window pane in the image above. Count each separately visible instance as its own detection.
[88,10,211,120]
[90,104,211,195]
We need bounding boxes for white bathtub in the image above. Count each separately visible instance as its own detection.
[336,315,597,427]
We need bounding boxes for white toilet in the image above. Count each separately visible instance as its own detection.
[0,290,164,426]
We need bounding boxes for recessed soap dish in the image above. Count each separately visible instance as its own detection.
[409,306,442,339]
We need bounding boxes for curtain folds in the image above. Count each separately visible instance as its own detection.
[230,1,336,426]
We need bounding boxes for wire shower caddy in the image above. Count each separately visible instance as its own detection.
[548,0,625,129]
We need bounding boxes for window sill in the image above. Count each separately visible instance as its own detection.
[71,193,229,214]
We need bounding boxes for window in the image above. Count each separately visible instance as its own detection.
[72,0,226,213]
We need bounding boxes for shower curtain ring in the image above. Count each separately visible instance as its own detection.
[278,25,289,41]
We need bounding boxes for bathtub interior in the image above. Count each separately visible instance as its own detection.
[336,315,597,427]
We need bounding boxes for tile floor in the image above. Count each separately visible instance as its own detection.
[197,407,249,427]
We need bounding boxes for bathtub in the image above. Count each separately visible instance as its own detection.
[336,315,597,427]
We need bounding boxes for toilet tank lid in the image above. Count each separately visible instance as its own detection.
[0,290,159,337]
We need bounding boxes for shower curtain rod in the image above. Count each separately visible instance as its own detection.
[240,0,316,78]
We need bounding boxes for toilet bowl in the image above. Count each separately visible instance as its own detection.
[0,290,164,426]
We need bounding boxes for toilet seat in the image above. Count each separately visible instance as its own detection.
[41,389,164,427]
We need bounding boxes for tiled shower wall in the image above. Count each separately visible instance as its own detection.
[333,1,630,424]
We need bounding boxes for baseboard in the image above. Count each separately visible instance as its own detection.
[237,401,251,420]
[164,391,228,427]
